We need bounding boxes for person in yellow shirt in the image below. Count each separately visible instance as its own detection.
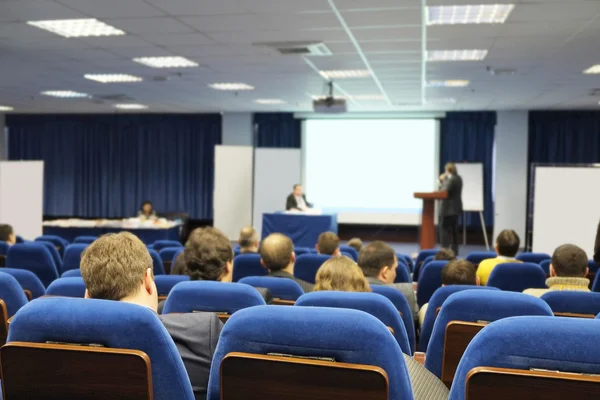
[476,229,521,285]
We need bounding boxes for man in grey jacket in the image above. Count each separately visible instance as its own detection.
[439,162,463,255]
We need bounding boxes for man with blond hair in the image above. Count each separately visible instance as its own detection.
[81,232,222,400]
[238,226,259,254]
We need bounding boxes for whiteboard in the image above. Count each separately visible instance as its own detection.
[455,163,483,212]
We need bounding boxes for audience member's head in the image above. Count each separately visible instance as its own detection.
[183,227,233,282]
[348,238,363,253]
[314,256,371,292]
[293,184,303,196]
[434,248,456,261]
[445,162,457,175]
[238,226,259,252]
[358,240,397,284]
[441,259,479,285]
[81,232,157,311]
[140,200,153,216]
[0,224,16,245]
[550,244,588,278]
[317,232,340,256]
[494,229,520,258]
[260,233,295,273]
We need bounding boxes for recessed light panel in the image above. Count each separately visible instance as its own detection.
[209,83,255,91]
[584,65,600,74]
[427,80,470,87]
[27,19,125,38]
[427,50,488,61]
[41,91,88,98]
[427,4,515,25]
[84,74,143,83]
[0,106,14,111]
[319,70,371,79]
[254,99,286,105]
[114,104,148,110]
[133,57,198,68]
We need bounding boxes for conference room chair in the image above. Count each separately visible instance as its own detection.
[4,297,195,400]
[1,268,45,300]
[35,235,69,258]
[339,245,358,261]
[465,251,497,266]
[293,254,331,284]
[541,291,600,318]
[239,276,304,302]
[73,236,97,244]
[62,269,82,278]
[448,316,600,400]
[0,272,28,346]
[413,254,435,282]
[418,285,499,353]
[152,240,182,253]
[0,240,9,266]
[232,253,267,282]
[62,243,88,273]
[16,235,25,243]
[37,240,63,274]
[417,260,449,307]
[397,253,414,272]
[293,246,311,256]
[309,248,318,254]
[539,259,551,275]
[393,261,411,283]
[296,291,412,355]
[370,285,416,355]
[148,249,165,276]
[45,277,87,298]
[163,281,266,322]
[154,275,190,301]
[487,262,547,292]
[593,273,600,293]
[588,260,598,289]
[207,306,413,400]
[6,243,59,288]
[341,251,354,259]
[158,247,180,275]
[515,252,551,264]
[426,290,553,386]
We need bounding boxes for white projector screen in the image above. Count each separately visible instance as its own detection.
[303,119,439,225]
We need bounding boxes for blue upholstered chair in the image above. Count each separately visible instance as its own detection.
[62,243,88,272]
[163,281,265,314]
[8,297,195,400]
[152,240,182,252]
[417,260,449,307]
[465,251,497,266]
[394,261,411,283]
[541,291,600,317]
[239,276,304,301]
[397,254,414,272]
[293,254,331,284]
[36,241,63,274]
[35,235,69,258]
[426,290,553,379]
[232,253,267,282]
[539,259,551,275]
[207,306,414,400]
[294,247,311,256]
[296,291,411,355]
[172,248,183,263]
[154,275,189,297]
[339,245,358,261]
[61,269,82,278]
[415,249,438,267]
[516,252,551,264]
[158,247,181,264]
[413,254,436,282]
[370,285,416,354]
[588,259,599,274]
[0,272,28,318]
[73,236,96,244]
[487,262,546,292]
[593,273,600,293]
[418,285,499,352]
[341,251,354,259]
[449,316,600,400]
[45,277,86,298]
[148,249,165,275]
[15,235,25,243]
[6,243,59,287]
[0,241,10,256]
[1,268,46,299]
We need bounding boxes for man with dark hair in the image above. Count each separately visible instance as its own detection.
[0,224,16,245]
[434,248,456,261]
[260,233,313,293]
[358,241,418,319]
[286,184,311,211]
[316,232,341,256]
[439,162,463,255]
[477,229,521,285]
[524,244,590,297]
[238,227,259,254]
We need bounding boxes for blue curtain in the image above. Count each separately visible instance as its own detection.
[254,113,301,148]
[440,112,496,228]
[7,114,222,219]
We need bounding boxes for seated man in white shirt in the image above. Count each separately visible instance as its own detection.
[286,184,312,211]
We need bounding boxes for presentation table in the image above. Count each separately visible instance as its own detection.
[43,219,181,244]
[261,213,338,248]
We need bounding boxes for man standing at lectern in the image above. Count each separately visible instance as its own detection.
[439,163,463,255]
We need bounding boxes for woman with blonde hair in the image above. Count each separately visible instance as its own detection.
[314,256,371,292]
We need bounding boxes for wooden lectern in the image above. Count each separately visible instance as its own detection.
[414,191,448,249]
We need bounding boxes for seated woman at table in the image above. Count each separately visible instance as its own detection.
[138,200,157,221]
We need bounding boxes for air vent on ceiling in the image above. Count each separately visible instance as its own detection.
[92,94,136,102]
[590,89,600,97]
[255,41,332,56]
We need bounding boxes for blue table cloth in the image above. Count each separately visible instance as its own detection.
[261,213,338,248]
[43,225,180,245]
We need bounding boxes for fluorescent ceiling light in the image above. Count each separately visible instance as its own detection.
[133,56,198,68]
[427,50,488,61]
[427,80,470,87]
[84,74,143,83]
[427,4,515,25]
[209,83,254,91]
[27,18,125,38]
[426,98,457,105]
[319,70,371,79]
[0,106,14,111]
[114,104,148,110]
[41,90,88,98]
[351,94,386,101]
[584,65,600,74]
[254,99,286,105]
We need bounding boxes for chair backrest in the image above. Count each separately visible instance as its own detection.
[239,276,304,301]
[465,252,497,266]
[62,269,82,278]
[339,245,359,261]
[516,252,551,264]
[539,259,551,275]
[74,236,97,244]
[370,285,416,354]
[417,260,449,307]
[293,247,311,256]
[593,273,600,293]
[341,251,353,259]
[207,306,413,400]
[46,277,87,298]
[35,235,69,257]
[0,240,10,256]
[152,240,182,252]
[232,253,267,282]
[0,272,28,318]
[1,268,46,299]
[37,241,63,273]
[487,262,546,292]
[154,275,190,296]
[62,244,89,272]
[7,297,194,400]
[158,247,180,262]
[418,285,499,352]
[397,254,413,272]
[426,290,553,383]
[293,254,331,284]
[148,249,165,276]
[413,254,436,282]
[163,281,266,314]
[415,249,438,267]
[295,291,411,355]
[449,316,600,400]
[541,291,600,318]
[6,243,59,287]
[393,261,411,283]
[588,259,599,274]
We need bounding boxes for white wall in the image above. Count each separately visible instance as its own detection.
[493,111,528,243]
[222,113,253,146]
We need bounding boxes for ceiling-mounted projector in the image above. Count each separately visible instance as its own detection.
[313,81,347,113]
